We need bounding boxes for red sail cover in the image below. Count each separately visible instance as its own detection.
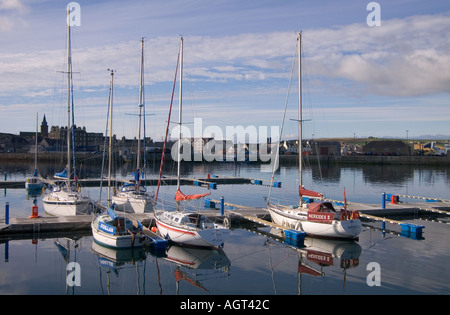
[175,189,210,201]
[299,186,323,198]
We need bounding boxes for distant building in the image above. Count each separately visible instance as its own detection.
[363,140,411,156]
[49,125,103,152]
[0,133,29,153]
[310,140,341,156]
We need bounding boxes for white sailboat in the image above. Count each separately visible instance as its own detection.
[92,70,166,250]
[112,38,153,214]
[267,33,362,240]
[92,204,167,249]
[92,205,147,249]
[42,9,91,216]
[155,210,225,248]
[154,37,226,248]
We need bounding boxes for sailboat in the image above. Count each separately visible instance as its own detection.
[42,9,91,216]
[92,70,167,250]
[154,37,226,248]
[92,204,148,249]
[267,33,362,240]
[26,113,44,192]
[112,38,153,214]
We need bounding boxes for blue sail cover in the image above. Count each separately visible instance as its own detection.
[54,169,68,179]
[107,205,118,220]
[133,170,140,182]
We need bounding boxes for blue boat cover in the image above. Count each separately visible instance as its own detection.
[54,169,68,179]
[107,206,118,220]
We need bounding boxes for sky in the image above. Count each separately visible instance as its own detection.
[0,0,449,142]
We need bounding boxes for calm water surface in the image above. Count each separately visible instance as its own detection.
[0,161,449,295]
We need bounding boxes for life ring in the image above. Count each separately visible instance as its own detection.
[351,211,360,220]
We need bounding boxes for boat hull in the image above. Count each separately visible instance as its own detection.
[26,183,44,191]
[91,215,146,249]
[112,193,153,214]
[25,177,44,191]
[268,206,362,240]
[43,190,91,216]
[154,213,224,248]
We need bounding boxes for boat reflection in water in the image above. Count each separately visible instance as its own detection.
[299,238,361,278]
[163,244,231,294]
[91,241,149,295]
[265,228,362,292]
[91,240,230,294]
[92,241,148,267]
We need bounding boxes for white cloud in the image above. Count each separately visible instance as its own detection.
[0,0,28,12]
[305,12,450,97]
[2,11,450,99]
[0,0,29,31]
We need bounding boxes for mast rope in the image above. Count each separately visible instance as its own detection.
[154,50,180,204]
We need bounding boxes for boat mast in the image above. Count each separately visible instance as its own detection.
[298,32,302,205]
[34,113,38,172]
[108,69,114,206]
[137,38,144,179]
[66,8,72,186]
[177,37,184,192]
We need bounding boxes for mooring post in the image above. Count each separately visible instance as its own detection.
[4,241,8,262]
[220,196,224,216]
[5,202,9,224]
[382,192,386,209]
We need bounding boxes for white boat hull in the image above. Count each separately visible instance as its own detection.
[268,206,362,240]
[112,193,153,214]
[43,190,91,216]
[154,212,224,248]
[91,215,146,249]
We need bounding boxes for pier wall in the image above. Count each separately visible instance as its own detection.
[279,154,450,166]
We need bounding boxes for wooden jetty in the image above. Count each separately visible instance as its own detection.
[0,175,255,189]
[0,213,153,237]
[1,186,449,243]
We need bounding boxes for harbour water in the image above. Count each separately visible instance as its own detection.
[0,160,449,295]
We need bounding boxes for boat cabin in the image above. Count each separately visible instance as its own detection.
[307,202,337,222]
[308,202,335,212]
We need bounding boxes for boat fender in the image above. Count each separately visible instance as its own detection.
[351,211,360,220]
[294,220,302,231]
[223,217,230,229]
[340,210,347,221]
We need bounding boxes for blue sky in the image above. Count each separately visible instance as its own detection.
[1,0,449,141]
